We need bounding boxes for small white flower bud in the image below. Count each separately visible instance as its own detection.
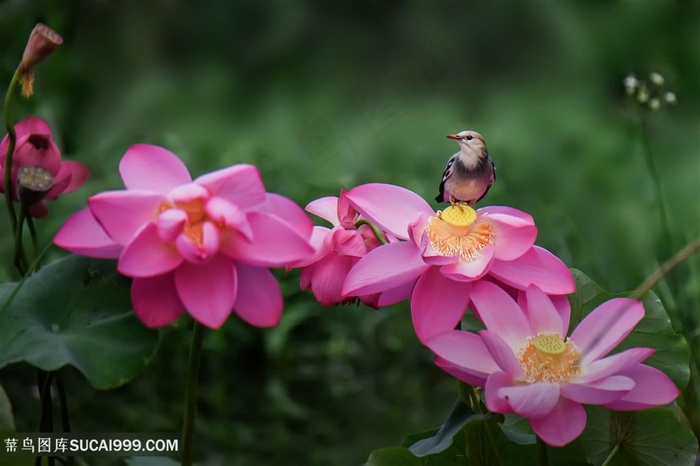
[649,72,665,86]
[623,74,638,94]
[637,86,650,103]
[649,98,661,111]
[664,92,677,105]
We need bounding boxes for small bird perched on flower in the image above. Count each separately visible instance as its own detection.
[435,130,495,206]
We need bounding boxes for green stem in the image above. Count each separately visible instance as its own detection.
[55,374,74,466]
[36,370,55,466]
[27,215,40,268]
[632,237,700,299]
[638,116,673,255]
[14,208,27,274]
[354,219,388,245]
[182,321,205,466]
[537,436,548,466]
[601,444,620,466]
[3,67,21,235]
[0,240,53,318]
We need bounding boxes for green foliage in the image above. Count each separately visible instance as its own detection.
[406,400,487,457]
[580,406,698,466]
[0,255,159,389]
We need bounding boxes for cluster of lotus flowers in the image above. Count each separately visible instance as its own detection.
[2,116,679,447]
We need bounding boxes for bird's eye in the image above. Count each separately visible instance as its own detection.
[466,135,473,141]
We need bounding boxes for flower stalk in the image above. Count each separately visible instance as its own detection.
[182,321,205,466]
[638,115,673,255]
[3,67,21,234]
[354,218,388,245]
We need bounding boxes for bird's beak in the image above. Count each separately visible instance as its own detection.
[446,134,460,140]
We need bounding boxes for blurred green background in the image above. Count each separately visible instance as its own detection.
[0,0,698,465]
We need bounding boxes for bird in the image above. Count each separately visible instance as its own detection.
[435,130,495,206]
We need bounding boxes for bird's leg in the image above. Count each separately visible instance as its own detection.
[449,196,457,206]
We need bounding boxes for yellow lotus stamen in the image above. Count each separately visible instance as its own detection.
[426,205,493,262]
[438,204,477,226]
[518,334,580,384]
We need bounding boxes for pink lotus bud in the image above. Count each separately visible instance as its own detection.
[20,24,63,71]
[19,24,63,97]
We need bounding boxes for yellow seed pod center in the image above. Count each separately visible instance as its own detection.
[437,205,477,227]
[533,335,567,355]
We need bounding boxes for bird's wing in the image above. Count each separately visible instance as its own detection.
[476,157,496,204]
[435,153,458,202]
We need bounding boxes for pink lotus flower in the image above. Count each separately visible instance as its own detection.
[54,144,314,329]
[427,281,680,446]
[0,117,90,217]
[299,190,385,307]
[341,183,575,343]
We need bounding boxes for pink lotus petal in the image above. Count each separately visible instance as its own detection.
[484,371,514,413]
[53,208,122,259]
[224,211,314,267]
[195,164,265,209]
[408,213,430,248]
[560,375,635,405]
[483,209,537,261]
[529,397,586,447]
[471,281,531,350]
[118,224,184,277]
[498,383,560,419]
[345,183,433,239]
[206,197,252,241]
[523,285,564,335]
[479,330,524,378]
[377,280,416,307]
[131,273,184,327]
[329,229,367,257]
[54,160,90,194]
[294,226,331,268]
[260,193,313,238]
[603,364,680,410]
[307,254,354,306]
[119,144,192,192]
[89,190,163,245]
[479,206,534,222]
[439,244,495,281]
[14,116,52,137]
[157,209,188,243]
[233,263,283,327]
[168,182,209,203]
[306,196,340,226]
[411,267,471,343]
[42,171,72,202]
[342,241,429,296]
[300,266,312,290]
[10,138,61,176]
[175,221,220,263]
[427,331,500,380]
[577,347,655,384]
[337,188,356,228]
[488,246,575,294]
[551,294,571,335]
[570,298,645,365]
[435,357,488,387]
[175,255,237,328]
